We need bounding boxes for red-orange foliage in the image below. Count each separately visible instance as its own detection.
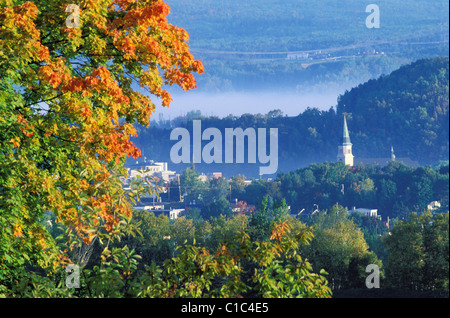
[0,0,203,269]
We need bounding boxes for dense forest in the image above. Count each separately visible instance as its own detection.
[137,160,448,296]
[34,186,448,297]
[337,57,449,164]
[10,158,446,298]
[167,161,449,224]
[42,198,447,297]
[131,57,449,177]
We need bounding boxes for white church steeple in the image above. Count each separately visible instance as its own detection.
[337,115,354,166]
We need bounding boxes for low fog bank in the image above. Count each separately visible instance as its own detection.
[153,89,344,119]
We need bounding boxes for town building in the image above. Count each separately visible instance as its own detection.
[134,203,184,220]
[427,200,441,212]
[128,160,177,182]
[198,172,223,182]
[349,207,380,219]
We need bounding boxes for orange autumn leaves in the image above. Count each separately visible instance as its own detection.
[1,0,203,262]
[16,114,34,137]
[8,115,34,148]
[0,1,40,40]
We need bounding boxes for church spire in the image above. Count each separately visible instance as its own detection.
[337,114,354,166]
[342,115,351,145]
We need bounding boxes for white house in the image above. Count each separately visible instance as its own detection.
[349,207,379,218]
[129,161,176,182]
[134,204,185,220]
[427,201,441,211]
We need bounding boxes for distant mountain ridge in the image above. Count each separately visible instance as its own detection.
[133,57,450,177]
[165,0,449,92]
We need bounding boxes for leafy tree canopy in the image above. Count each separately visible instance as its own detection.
[0,0,203,290]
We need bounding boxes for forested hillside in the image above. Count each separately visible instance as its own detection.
[165,0,449,92]
[133,57,449,176]
[337,57,449,164]
[167,0,447,50]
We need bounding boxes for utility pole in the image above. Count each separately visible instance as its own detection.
[178,174,182,202]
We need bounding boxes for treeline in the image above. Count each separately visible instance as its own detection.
[125,203,383,293]
[242,161,449,220]
[132,57,449,177]
[165,160,449,227]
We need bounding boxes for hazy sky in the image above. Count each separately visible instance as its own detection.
[152,89,343,119]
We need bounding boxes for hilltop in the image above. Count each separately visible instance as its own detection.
[337,57,449,165]
[133,57,449,177]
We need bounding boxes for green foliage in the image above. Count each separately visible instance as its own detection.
[202,197,233,219]
[136,220,332,298]
[2,214,332,298]
[1,0,203,298]
[249,195,290,241]
[383,211,449,291]
[180,167,210,205]
[338,57,449,165]
[276,161,448,219]
[3,198,447,297]
[1,0,448,299]
[178,168,233,218]
[302,204,383,290]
